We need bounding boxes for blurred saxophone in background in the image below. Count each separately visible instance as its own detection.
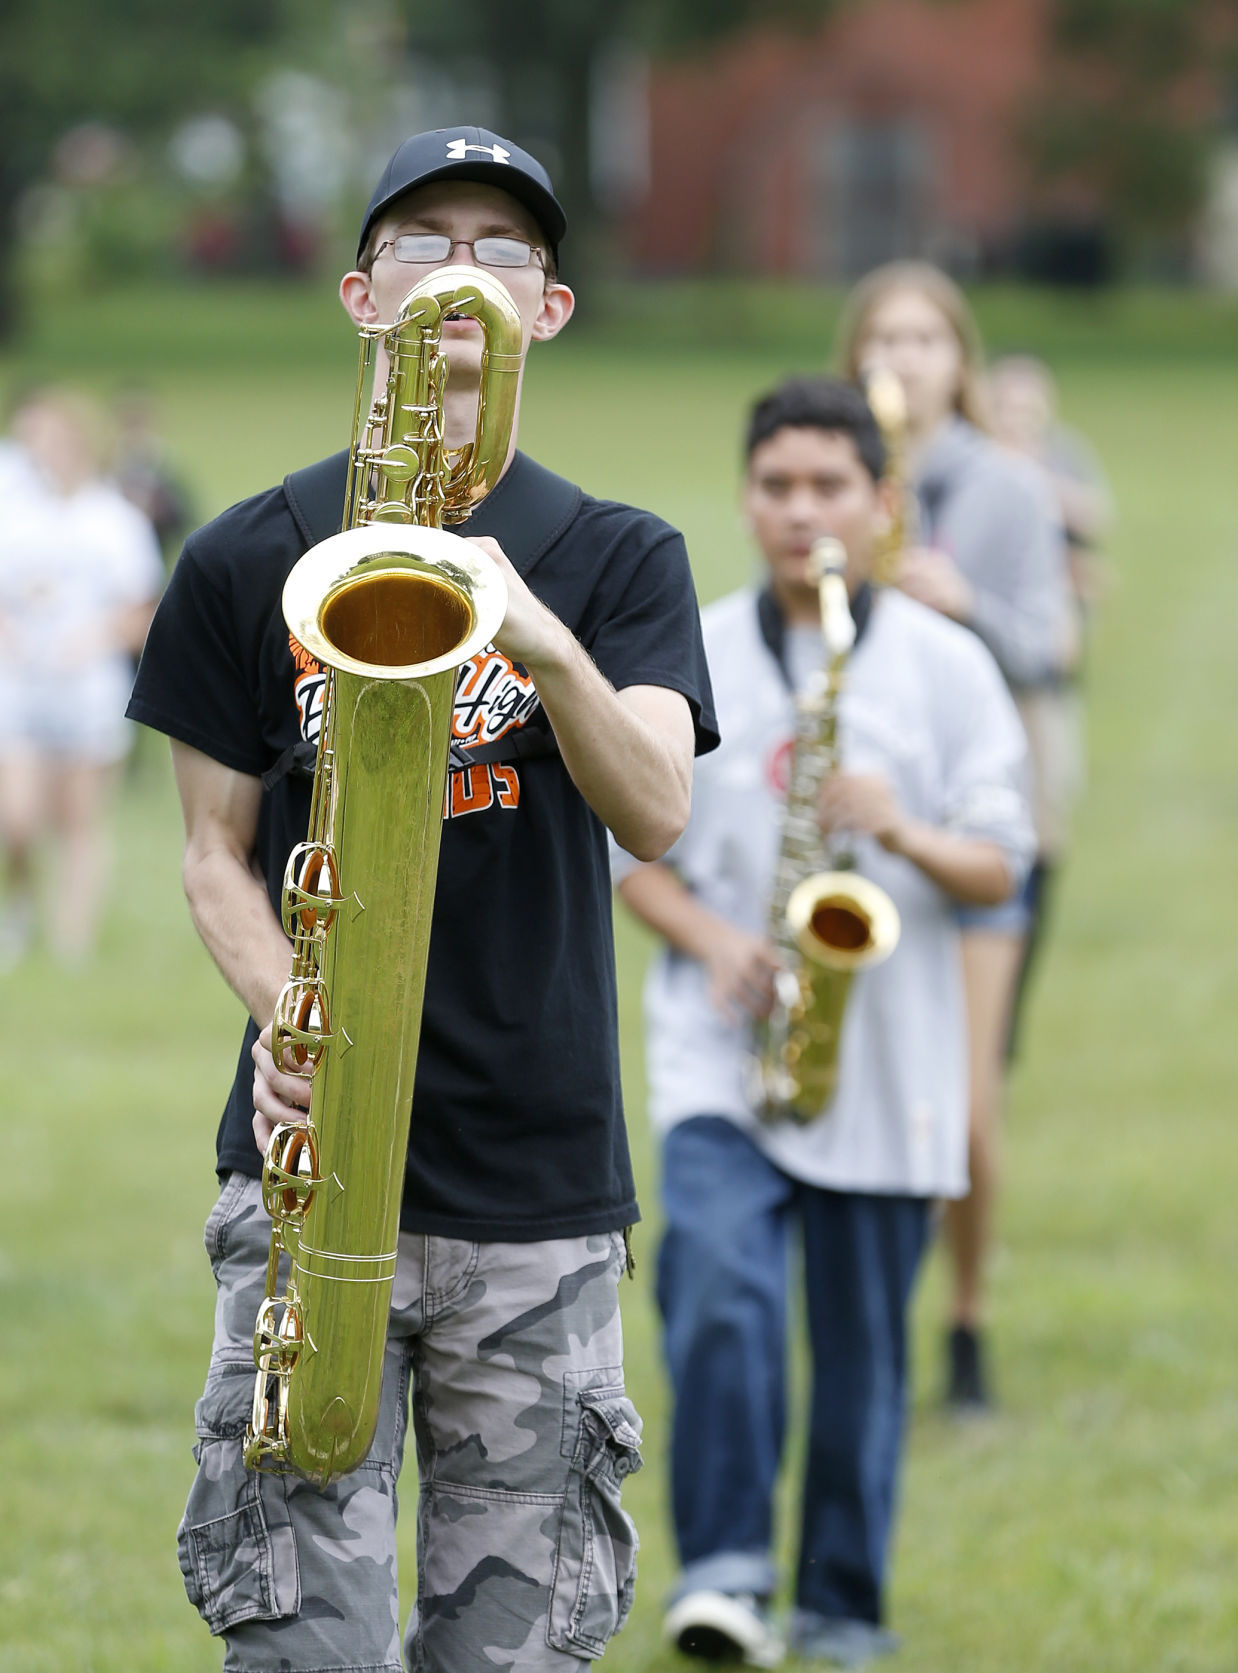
[864,364,917,587]
[243,266,519,1485]
[752,537,900,1124]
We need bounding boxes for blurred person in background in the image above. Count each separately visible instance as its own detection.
[987,352,1113,1041]
[836,264,1075,1411]
[111,383,195,571]
[987,353,1114,623]
[615,378,1032,1668]
[0,384,43,492]
[0,387,163,967]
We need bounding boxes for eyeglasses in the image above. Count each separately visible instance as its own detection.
[373,234,545,271]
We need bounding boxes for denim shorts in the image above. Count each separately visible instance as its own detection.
[955,862,1038,935]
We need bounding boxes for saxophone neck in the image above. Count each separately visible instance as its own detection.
[346,264,522,532]
[808,535,854,668]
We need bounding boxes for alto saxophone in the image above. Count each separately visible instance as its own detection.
[752,537,900,1124]
[863,365,916,586]
[244,266,520,1485]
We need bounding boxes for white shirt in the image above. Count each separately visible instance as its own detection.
[0,466,163,684]
[615,585,1034,1199]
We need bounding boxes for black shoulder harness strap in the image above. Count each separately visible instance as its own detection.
[271,451,582,784]
[283,449,350,548]
[261,739,318,792]
[756,581,875,692]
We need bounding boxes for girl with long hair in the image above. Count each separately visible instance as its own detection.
[835,262,1074,1408]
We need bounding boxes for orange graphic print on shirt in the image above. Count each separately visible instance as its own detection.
[288,632,535,818]
[290,635,327,745]
[452,648,540,747]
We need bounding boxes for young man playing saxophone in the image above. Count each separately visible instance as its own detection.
[128,129,717,1673]
[614,378,1031,1667]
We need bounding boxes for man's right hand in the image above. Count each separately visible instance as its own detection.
[252,1022,313,1156]
[701,926,782,1026]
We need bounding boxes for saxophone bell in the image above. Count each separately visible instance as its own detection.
[788,872,901,971]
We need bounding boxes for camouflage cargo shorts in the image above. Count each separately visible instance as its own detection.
[178,1172,642,1672]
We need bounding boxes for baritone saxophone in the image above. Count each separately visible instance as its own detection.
[752,537,900,1124]
[243,266,520,1485]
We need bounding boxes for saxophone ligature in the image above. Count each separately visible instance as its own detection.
[752,537,900,1124]
[243,266,520,1485]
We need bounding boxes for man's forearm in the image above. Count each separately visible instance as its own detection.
[617,863,726,960]
[183,848,292,1027]
[529,629,691,861]
[886,822,1012,907]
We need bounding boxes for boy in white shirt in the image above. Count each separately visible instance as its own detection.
[614,378,1033,1667]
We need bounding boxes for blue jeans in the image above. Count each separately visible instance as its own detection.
[657,1117,930,1626]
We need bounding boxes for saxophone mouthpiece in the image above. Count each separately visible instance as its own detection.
[809,536,847,584]
[863,364,907,434]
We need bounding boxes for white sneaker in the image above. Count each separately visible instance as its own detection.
[663,1590,785,1667]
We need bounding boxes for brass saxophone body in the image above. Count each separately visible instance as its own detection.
[863,365,917,586]
[243,266,520,1485]
[752,538,900,1125]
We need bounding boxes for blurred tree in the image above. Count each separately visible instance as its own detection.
[0,0,337,335]
[403,0,842,273]
[1022,0,1238,274]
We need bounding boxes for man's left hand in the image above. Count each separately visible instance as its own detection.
[895,546,974,621]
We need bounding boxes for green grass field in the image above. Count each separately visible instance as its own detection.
[2,281,1237,1672]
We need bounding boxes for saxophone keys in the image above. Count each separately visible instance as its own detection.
[261,1119,322,1221]
[377,441,420,484]
[371,499,419,522]
[282,842,345,936]
[273,977,334,1072]
[254,1296,303,1374]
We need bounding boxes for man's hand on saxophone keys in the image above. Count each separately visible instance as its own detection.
[466,536,568,671]
[817,772,909,854]
[893,546,974,621]
[252,1021,313,1154]
[700,924,782,1026]
[819,773,1014,906]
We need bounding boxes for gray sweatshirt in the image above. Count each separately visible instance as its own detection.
[917,417,1070,689]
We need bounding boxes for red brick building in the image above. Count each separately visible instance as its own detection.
[626,0,1053,277]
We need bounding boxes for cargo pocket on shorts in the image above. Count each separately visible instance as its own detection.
[178,1356,301,1635]
[203,1170,258,1275]
[547,1379,643,1659]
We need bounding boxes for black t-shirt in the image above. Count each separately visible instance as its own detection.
[128,450,718,1241]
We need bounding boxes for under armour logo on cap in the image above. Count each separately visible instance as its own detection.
[446,138,511,164]
[358,128,566,264]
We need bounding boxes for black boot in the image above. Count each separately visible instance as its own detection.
[945,1324,991,1411]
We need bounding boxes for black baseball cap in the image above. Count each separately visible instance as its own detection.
[357,127,567,266]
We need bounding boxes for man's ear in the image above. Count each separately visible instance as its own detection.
[340,270,379,328]
[531,281,575,343]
